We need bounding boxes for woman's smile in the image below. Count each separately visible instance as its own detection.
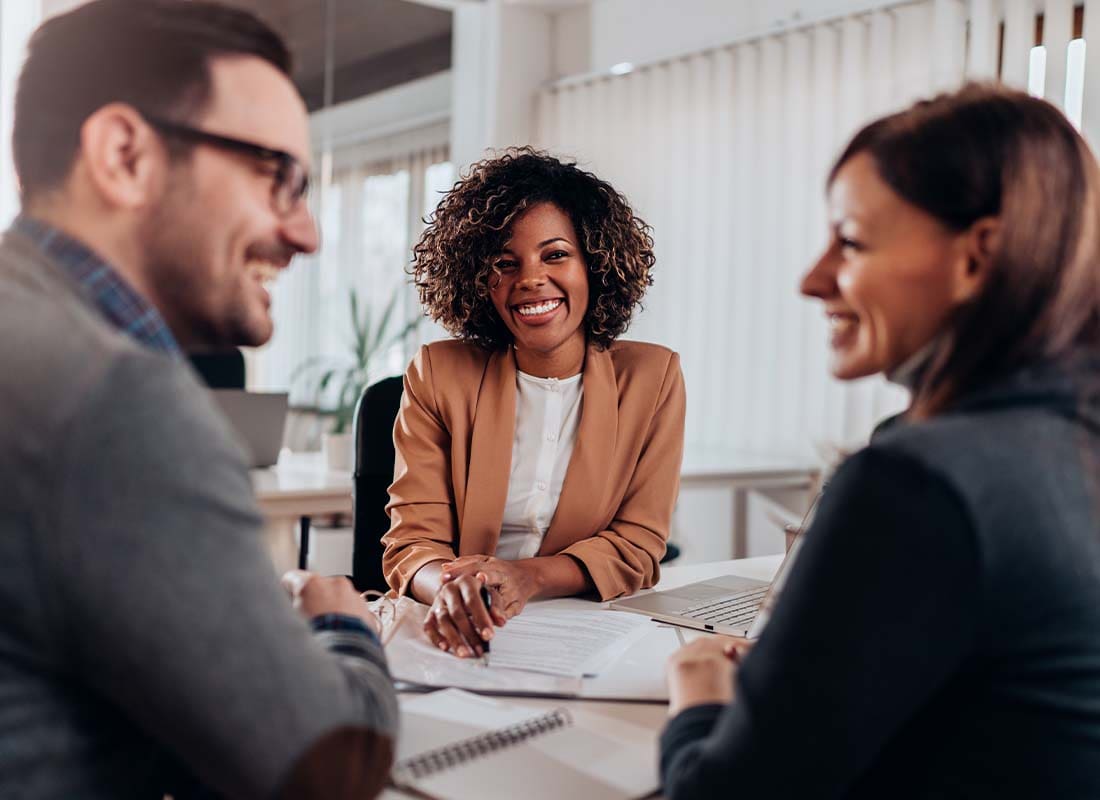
[512,297,565,324]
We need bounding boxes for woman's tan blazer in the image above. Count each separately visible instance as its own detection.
[382,339,686,601]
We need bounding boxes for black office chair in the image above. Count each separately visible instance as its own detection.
[188,349,246,389]
[351,375,405,592]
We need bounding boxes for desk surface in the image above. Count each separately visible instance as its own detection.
[657,554,784,589]
[386,556,784,799]
[680,446,817,482]
[251,451,353,519]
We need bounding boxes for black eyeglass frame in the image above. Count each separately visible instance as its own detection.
[142,114,309,214]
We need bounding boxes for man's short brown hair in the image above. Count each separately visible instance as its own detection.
[13,0,291,202]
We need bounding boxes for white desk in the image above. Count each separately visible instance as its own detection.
[653,554,784,589]
[386,556,784,799]
[251,451,353,573]
[679,447,818,558]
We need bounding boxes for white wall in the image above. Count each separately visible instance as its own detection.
[0,0,42,227]
[39,0,83,16]
[493,5,554,148]
[450,1,556,168]
[551,4,591,77]
[309,70,451,169]
[450,2,493,169]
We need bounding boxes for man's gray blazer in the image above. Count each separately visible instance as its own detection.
[0,227,398,798]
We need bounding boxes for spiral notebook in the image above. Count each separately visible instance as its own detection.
[394,689,658,800]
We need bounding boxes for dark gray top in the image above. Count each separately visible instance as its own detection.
[661,354,1100,799]
[0,227,398,798]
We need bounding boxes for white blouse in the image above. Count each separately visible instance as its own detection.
[494,370,584,561]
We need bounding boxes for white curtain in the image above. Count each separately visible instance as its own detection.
[534,0,1098,459]
[254,143,455,401]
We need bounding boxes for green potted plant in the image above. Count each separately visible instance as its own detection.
[295,285,420,470]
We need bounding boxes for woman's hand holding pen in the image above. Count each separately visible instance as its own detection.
[441,555,541,621]
[666,636,754,716]
[423,569,506,659]
[418,554,586,658]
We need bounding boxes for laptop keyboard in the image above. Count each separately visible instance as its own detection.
[681,587,769,628]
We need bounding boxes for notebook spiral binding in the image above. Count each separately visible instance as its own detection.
[394,708,574,781]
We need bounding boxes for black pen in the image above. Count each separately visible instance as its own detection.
[478,585,492,667]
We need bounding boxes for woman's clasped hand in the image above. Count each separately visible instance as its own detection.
[422,556,540,657]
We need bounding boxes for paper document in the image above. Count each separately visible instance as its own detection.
[488,607,651,676]
[378,597,673,700]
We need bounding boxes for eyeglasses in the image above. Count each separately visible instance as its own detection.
[142,115,309,215]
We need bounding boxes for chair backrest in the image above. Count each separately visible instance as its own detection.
[351,375,405,591]
[188,349,246,389]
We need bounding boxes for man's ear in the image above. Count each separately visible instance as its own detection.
[78,103,166,210]
[951,216,1000,304]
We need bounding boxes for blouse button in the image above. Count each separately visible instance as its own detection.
[546,432,557,442]
[536,480,547,491]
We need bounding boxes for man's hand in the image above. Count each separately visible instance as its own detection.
[666,636,751,715]
[281,570,381,635]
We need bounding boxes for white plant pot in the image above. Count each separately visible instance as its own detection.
[323,431,354,472]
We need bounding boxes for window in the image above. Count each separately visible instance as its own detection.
[255,147,453,404]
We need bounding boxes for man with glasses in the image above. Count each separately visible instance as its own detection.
[0,1,397,798]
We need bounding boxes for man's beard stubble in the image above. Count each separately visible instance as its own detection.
[137,174,275,351]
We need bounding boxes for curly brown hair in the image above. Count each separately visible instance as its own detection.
[411,147,655,350]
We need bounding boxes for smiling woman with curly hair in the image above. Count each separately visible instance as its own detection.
[412,147,655,350]
[382,148,686,659]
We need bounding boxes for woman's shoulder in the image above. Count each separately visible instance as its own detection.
[399,340,495,409]
[604,339,681,375]
[599,341,684,409]
[407,339,493,381]
[602,341,683,396]
[420,338,491,363]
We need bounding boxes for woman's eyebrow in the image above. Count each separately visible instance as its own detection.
[498,237,574,253]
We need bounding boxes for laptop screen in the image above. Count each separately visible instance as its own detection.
[745,487,823,639]
[209,390,289,468]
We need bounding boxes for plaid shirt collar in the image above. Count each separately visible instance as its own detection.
[13,215,180,355]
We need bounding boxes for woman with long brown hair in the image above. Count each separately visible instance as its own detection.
[661,84,1100,798]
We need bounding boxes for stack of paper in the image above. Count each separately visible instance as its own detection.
[378,597,678,700]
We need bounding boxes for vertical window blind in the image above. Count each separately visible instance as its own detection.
[254,144,454,401]
[534,0,1097,458]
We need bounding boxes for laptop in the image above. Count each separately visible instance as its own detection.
[209,390,289,468]
[609,520,810,639]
